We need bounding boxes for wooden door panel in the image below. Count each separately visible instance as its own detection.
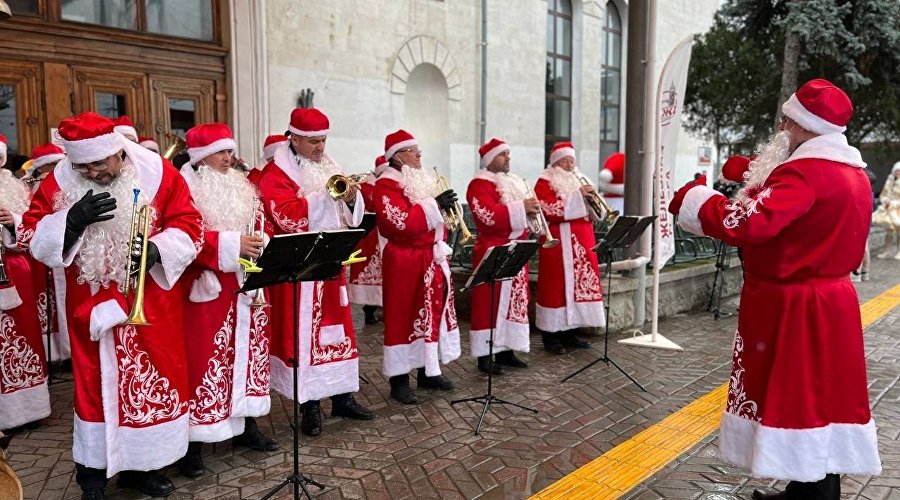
[149,76,216,145]
[71,66,150,137]
[0,60,47,168]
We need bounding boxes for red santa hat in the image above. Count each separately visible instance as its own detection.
[0,133,7,167]
[185,123,237,165]
[375,155,388,170]
[113,115,138,141]
[138,136,160,153]
[384,129,417,161]
[598,152,625,195]
[263,134,288,160]
[781,78,853,136]
[288,108,329,137]
[479,138,510,168]
[28,143,66,173]
[56,112,126,165]
[548,141,575,166]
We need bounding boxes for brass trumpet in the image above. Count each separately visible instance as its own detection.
[574,172,619,225]
[244,197,269,308]
[162,134,187,161]
[0,245,9,286]
[124,189,151,326]
[326,173,368,201]
[524,182,559,249]
[434,167,474,245]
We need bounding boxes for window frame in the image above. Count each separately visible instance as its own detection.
[545,0,573,162]
[600,2,623,159]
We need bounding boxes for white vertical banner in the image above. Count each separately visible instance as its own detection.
[656,36,693,265]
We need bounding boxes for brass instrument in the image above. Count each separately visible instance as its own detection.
[574,172,619,225]
[22,174,48,186]
[434,167,474,245]
[162,134,187,161]
[326,173,368,201]
[522,180,559,249]
[0,245,9,286]
[243,197,269,308]
[124,189,151,326]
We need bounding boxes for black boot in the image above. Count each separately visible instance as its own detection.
[363,305,379,324]
[389,374,417,404]
[233,416,278,451]
[495,350,528,368]
[116,470,175,497]
[541,331,567,354]
[416,367,454,390]
[752,491,788,499]
[753,474,841,500]
[75,464,107,500]
[300,400,323,436]
[331,393,375,420]
[477,355,504,375]
[559,331,590,349]
[177,441,204,478]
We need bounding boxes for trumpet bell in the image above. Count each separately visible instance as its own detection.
[326,173,368,200]
[162,134,187,161]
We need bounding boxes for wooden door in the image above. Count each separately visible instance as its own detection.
[0,60,47,170]
[149,75,217,145]
[71,66,150,137]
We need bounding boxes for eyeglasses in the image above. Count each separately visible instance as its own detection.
[398,147,422,155]
[72,153,121,173]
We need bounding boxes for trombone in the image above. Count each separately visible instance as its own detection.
[241,197,269,308]
[433,167,474,245]
[326,172,369,201]
[573,172,619,225]
[124,189,151,326]
[522,180,559,249]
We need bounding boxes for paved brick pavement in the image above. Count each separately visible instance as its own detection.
[5,257,899,499]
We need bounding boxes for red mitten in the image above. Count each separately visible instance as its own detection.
[668,175,707,215]
[722,155,752,183]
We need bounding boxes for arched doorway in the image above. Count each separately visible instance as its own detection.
[403,63,450,180]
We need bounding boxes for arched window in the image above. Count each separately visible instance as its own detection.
[546,0,572,162]
[600,2,623,163]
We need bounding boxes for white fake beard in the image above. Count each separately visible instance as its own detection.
[734,130,791,204]
[494,172,529,204]
[0,169,30,214]
[54,165,143,289]
[546,165,584,195]
[296,154,341,195]
[192,165,257,232]
[400,165,439,202]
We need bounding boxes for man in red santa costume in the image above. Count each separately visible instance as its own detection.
[26,143,66,190]
[534,142,604,354]
[348,154,389,325]
[669,79,881,500]
[465,138,538,374]
[21,112,203,498]
[257,107,374,437]
[113,116,138,143]
[248,134,288,187]
[0,136,51,435]
[175,123,277,478]
[597,152,625,214]
[373,130,461,404]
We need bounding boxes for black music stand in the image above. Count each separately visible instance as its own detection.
[242,229,366,500]
[450,240,539,435]
[561,216,655,391]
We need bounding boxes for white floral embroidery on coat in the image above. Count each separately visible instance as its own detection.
[0,313,46,393]
[309,281,357,365]
[410,264,436,342]
[726,329,760,421]
[381,195,408,231]
[190,306,236,424]
[506,268,529,324]
[541,199,564,218]
[353,251,382,286]
[571,234,603,302]
[723,187,773,229]
[471,198,496,226]
[268,200,309,233]
[117,325,187,425]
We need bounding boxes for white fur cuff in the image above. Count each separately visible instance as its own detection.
[89,299,128,341]
[0,286,23,310]
[217,231,242,274]
[418,197,445,231]
[678,186,721,236]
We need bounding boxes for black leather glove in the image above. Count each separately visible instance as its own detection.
[130,236,161,269]
[63,189,117,252]
[435,189,458,212]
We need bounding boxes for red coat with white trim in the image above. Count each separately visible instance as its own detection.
[348,174,384,306]
[533,170,605,333]
[673,133,881,481]
[373,167,460,377]
[20,142,202,477]
[180,165,272,443]
[465,170,531,357]
[257,144,363,403]
[0,210,50,430]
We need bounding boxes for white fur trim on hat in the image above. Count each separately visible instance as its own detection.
[385,139,417,161]
[139,140,160,153]
[481,143,510,168]
[549,147,575,166]
[781,93,846,136]
[114,125,138,141]
[32,153,66,170]
[263,142,283,160]
[59,131,127,165]
[0,141,7,167]
[188,137,237,165]
[288,125,329,137]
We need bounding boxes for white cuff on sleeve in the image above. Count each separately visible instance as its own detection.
[149,227,198,290]
[217,231,242,273]
[562,191,589,220]
[507,200,528,236]
[30,208,83,268]
[418,197,445,231]
[677,186,722,236]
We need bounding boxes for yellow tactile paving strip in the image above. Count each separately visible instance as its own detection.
[532,283,900,500]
